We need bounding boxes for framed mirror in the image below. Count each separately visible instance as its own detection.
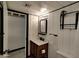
[38,18,47,35]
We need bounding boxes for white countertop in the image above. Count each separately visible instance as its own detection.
[30,39,48,46]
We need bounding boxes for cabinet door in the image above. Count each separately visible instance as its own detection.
[37,44,48,58]
[30,41,37,57]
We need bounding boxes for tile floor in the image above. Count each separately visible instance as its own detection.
[8,49,25,58]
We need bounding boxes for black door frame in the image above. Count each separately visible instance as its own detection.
[8,9,29,58]
[0,2,3,55]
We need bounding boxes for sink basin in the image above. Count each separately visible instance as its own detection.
[30,39,48,46]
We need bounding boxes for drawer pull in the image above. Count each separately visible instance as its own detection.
[41,49,45,54]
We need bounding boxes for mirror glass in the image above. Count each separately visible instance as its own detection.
[41,20,46,32]
[39,19,47,35]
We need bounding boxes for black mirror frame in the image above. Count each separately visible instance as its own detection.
[38,18,47,35]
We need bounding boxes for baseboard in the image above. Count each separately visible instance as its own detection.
[8,47,25,53]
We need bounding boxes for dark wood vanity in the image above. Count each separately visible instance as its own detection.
[30,40,48,58]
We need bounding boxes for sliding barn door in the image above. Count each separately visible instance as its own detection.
[8,14,26,51]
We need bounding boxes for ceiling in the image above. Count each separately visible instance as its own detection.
[7,1,76,15]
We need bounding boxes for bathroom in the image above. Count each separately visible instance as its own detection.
[0,1,79,58]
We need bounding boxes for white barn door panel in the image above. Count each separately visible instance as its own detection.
[8,15,25,50]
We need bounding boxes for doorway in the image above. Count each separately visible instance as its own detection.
[7,9,28,58]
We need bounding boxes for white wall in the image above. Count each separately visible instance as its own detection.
[39,2,79,58]
[3,1,8,52]
[28,14,38,55]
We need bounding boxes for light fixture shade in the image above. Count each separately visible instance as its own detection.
[40,8,47,12]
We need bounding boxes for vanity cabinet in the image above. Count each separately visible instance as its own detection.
[30,40,48,58]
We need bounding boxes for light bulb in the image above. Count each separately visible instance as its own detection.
[40,8,47,12]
